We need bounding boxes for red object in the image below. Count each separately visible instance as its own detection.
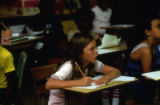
[48,58,60,64]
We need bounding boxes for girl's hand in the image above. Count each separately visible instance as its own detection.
[78,76,92,86]
[93,77,109,85]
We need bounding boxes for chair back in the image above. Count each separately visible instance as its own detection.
[16,51,28,91]
[30,64,58,95]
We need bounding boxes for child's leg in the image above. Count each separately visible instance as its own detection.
[112,89,120,105]
[102,90,110,105]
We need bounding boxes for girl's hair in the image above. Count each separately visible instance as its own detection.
[66,33,96,79]
[68,33,94,61]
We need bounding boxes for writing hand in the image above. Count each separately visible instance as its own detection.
[93,77,109,85]
[78,76,92,86]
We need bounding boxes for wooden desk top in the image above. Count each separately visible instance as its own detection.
[2,36,44,50]
[100,24,135,30]
[98,43,127,55]
[9,36,44,46]
[63,79,137,95]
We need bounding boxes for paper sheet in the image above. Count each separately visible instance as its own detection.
[142,70,160,81]
[98,49,117,55]
[111,76,135,81]
[74,75,136,89]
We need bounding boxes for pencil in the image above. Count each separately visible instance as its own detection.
[1,22,8,30]
[75,62,85,77]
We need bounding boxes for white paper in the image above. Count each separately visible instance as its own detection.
[98,49,117,55]
[74,75,135,89]
[75,82,105,89]
[111,76,135,81]
[142,70,160,81]
[97,34,121,49]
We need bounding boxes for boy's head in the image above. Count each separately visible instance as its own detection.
[128,13,160,48]
[144,13,160,40]
[74,8,95,33]
[97,0,110,11]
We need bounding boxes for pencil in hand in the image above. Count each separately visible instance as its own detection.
[75,62,85,77]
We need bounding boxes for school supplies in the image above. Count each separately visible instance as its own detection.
[75,62,85,77]
[142,70,160,81]
[0,22,8,30]
[0,22,10,45]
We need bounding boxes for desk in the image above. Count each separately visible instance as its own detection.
[100,24,134,40]
[2,35,44,50]
[64,79,137,95]
[63,78,137,105]
[100,24,134,30]
[97,43,127,72]
[98,43,127,55]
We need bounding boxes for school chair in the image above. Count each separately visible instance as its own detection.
[16,51,28,91]
[3,51,28,105]
[16,51,28,105]
[30,63,58,105]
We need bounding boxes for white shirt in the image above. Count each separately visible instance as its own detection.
[48,60,104,105]
[92,6,112,35]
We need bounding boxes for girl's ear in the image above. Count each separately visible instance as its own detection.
[145,29,151,37]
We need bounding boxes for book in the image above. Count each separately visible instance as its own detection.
[142,70,160,81]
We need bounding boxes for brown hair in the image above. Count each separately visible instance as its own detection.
[68,33,96,79]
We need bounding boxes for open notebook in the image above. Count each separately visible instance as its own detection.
[142,70,160,81]
[74,75,136,89]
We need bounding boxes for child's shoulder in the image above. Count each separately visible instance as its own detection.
[60,60,73,68]
[0,45,12,58]
[131,43,149,54]
[140,46,151,55]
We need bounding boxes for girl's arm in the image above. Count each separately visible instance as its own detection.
[45,76,92,89]
[94,65,120,85]
[140,47,152,73]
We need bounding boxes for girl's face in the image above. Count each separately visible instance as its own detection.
[81,40,98,66]
[149,19,160,39]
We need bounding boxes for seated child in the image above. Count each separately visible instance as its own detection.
[46,32,120,105]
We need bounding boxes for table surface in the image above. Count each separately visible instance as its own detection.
[2,35,44,50]
[63,79,137,95]
[98,43,127,55]
[100,24,135,30]
[7,36,44,46]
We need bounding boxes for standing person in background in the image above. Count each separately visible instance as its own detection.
[0,30,16,105]
[92,0,112,36]
[67,8,103,46]
[123,14,160,105]
[67,8,97,41]
[46,33,120,105]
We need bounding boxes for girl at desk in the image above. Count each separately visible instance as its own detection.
[123,14,160,105]
[46,33,120,105]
